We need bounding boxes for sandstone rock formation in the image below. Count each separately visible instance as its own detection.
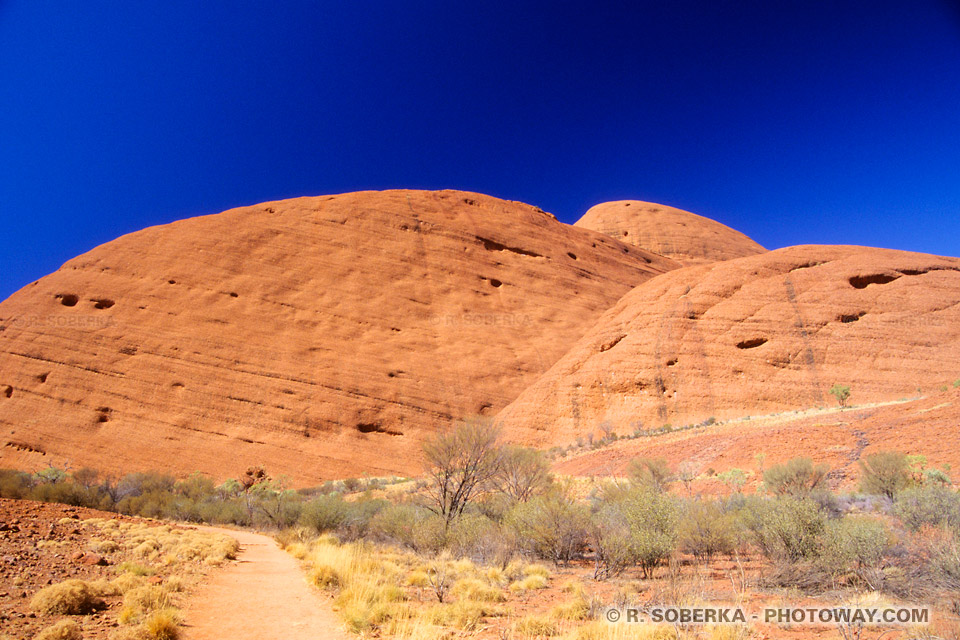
[574,200,766,266]
[499,245,960,447]
[0,190,677,485]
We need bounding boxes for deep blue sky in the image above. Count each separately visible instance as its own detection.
[2,1,959,301]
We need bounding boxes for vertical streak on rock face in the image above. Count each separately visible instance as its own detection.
[783,276,825,406]
[0,190,679,485]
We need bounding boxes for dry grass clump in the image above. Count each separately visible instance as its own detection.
[142,608,181,640]
[515,615,560,637]
[112,572,147,594]
[35,619,83,640]
[31,579,105,615]
[450,577,506,603]
[123,585,170,617]
[560,622,677,640]
[551,596,591,621]
[509,574,549,592]
[424,600,502,631]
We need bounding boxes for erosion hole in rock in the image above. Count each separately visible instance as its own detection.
[57,294,79,307]
[567,252,577,260]
[356,422,403,436]
[463,198,478,206]
[839,312,867,324]
[91,298,115,309]
[3,386,12,398]
[171,382,185,389]
[229,292,239,298]
[849,274,900,289]
[667,359,678,367]
[37,373,48,383]
[167,279,177,285]
[622,231,629,236]
[736,338,768,350]
[489,278,503,288]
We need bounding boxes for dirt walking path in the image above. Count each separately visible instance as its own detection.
[181,526,349,640]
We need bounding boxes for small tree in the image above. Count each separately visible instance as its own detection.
[493,446,552,502]
[718,469,747,494]
[628,457,674,492]
[763,458,829,497]
[422,417,503,527]
[859,451,912,498]
[829,384,851,408]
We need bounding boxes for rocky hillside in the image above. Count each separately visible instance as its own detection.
[499,244,960,446]
[574,200,766,266]
[0,190,677,484]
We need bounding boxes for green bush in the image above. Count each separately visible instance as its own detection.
[590,502,634,580]
[369,503,447,553]
[893,486,960,533]
[678,500,737,562]
[506,490,590,566]
[821,516,893,589]
[618,488,679,578]
[300,495,352,533]
[751,497,827,563]
[859,451,912,498]
[829,383,851,408]
[763,457,829,496]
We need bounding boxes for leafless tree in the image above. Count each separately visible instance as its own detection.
[422,416,502,526]
[493,445,552,502]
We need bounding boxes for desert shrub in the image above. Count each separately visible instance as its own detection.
[590,502,634,580]
[749,497,827,563]
[31,579,105,615]
[35,620,82,640]
[447,511,516,564]
[763,458,829,496]
[370,503,447,553]
[821,516,894,589]
[717,469,747,494]
[893,485,960,533]
[620,488,680,578]
[678,500,737,562]
[0,468,32,498]
[337,498,389,541]
[859,451,913,498]
[493,446,553,502]
[506,490,590,565]
[628,457,673,492]
[300,494,352,533]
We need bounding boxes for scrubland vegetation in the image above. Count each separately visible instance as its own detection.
[19,517,237,640]
[4,418,960,638]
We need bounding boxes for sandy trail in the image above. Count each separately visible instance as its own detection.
[182,526,349,640]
